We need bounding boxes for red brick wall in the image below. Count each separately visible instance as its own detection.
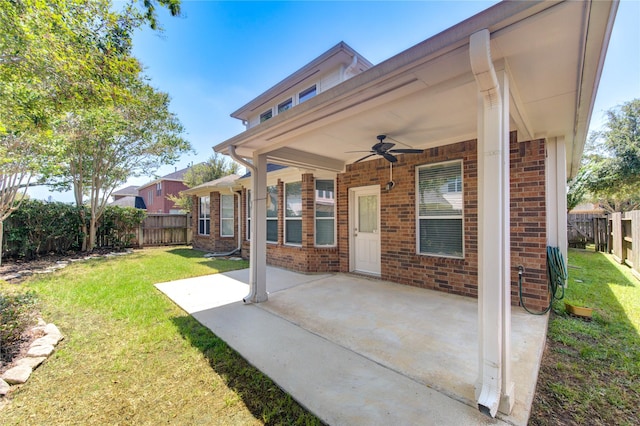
[195,135,549,311]
[338,135,549,311]
[191,192,238,253]
[138,180,188,213]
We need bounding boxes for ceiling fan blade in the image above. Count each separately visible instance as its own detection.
[354,153,377,163]
[345,150,374,153]
[382,152,398,163]
[388,149,424,154]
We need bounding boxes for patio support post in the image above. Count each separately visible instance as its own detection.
[245,152,268,303]
[470,29,514,417]
[546,137,568,262]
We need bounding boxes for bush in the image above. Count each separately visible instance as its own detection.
[3,200,85,259]
[97,206,146,250]
[0,291,38,365]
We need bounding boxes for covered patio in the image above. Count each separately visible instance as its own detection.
[156,267,547,425]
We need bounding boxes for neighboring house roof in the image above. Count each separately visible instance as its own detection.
[138,164,202,189]
[112,185,139,197]
[182,174,242,196]
[110,196,147,209]
[214,1,617,180]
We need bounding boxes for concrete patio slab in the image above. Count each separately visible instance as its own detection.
[155,267,547,425]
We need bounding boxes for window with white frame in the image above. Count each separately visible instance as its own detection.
[220,194,234,237]
[285,182,302,245]
[315,179,335,246]
[298,85,316,103]
[148,189,153,206]
[260,109,273,123]
[277,98,293,114]
[246,189,252,241]
[416,161,463,257]
[156,182,162,196]
[266,185,278,243]
[198,196,210,236]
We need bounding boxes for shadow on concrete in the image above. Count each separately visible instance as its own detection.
[171,313,322,425]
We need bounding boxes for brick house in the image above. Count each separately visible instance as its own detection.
[191,1,616,416]
[136,166,194,214]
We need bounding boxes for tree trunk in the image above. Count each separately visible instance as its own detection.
[88,215,96,252]
[0,220,3,268]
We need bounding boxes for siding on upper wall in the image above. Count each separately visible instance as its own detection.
[246,64,348,129]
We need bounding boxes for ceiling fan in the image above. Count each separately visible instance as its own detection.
[350,135,424,163]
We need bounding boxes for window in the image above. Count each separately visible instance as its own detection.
[266,185,278,243]
[315,180,335,246]
[285,182,302,245]
[198,196,210,236]
[220,194,234,237]
[298,85,316,103]
[278,98,293,114]
[156,182,162,196]
[148,189,153,206]
[416,161,463,257]
[260,109,273,123]
[246,189,252,241]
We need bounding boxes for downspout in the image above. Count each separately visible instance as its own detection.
[229,146,268,304]
[470,28,511,418]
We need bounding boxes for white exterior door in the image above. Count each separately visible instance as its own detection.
[350,186,381,275]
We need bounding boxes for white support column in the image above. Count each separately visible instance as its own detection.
[244,152,268,303]
[470,29,514,417]
[545,137,568,262]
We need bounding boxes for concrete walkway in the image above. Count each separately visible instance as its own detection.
[156,267,547,426]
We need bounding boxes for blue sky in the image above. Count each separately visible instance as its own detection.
[34,0,639,202]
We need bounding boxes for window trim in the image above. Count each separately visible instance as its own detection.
[198,195,210,236]
[415,159,464,259]
[220,194,234,238]
[314,179,336,247]
[284,181,303,246]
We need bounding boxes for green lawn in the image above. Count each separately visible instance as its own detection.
[530,248,640,425]
[1,247,321,425]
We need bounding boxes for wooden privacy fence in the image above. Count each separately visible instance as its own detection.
[135,213,192,247]
[568,212,607,249]
[609,211,640,280]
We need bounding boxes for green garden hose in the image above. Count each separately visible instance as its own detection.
[518,246,567,315]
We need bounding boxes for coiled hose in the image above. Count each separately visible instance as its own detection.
[518,246,567,315]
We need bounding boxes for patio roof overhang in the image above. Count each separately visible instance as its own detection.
[214,0,617,179]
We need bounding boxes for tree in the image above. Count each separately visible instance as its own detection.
[569,99,640,213]
[167,154,240,212]
[0,134,42,266]
[52,82,191,250]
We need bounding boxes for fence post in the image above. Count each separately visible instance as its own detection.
[611,212,623,264]
[630,210,640,280]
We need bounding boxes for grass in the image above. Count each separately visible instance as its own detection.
[529,248,640,425]
[0,247,321,425]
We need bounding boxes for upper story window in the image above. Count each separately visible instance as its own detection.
[298,85,317,103]
[416,160,463,258]
[148,189,153,206]
[278,98,293,114]
[156,182,162,196]
[260,109,273,123]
